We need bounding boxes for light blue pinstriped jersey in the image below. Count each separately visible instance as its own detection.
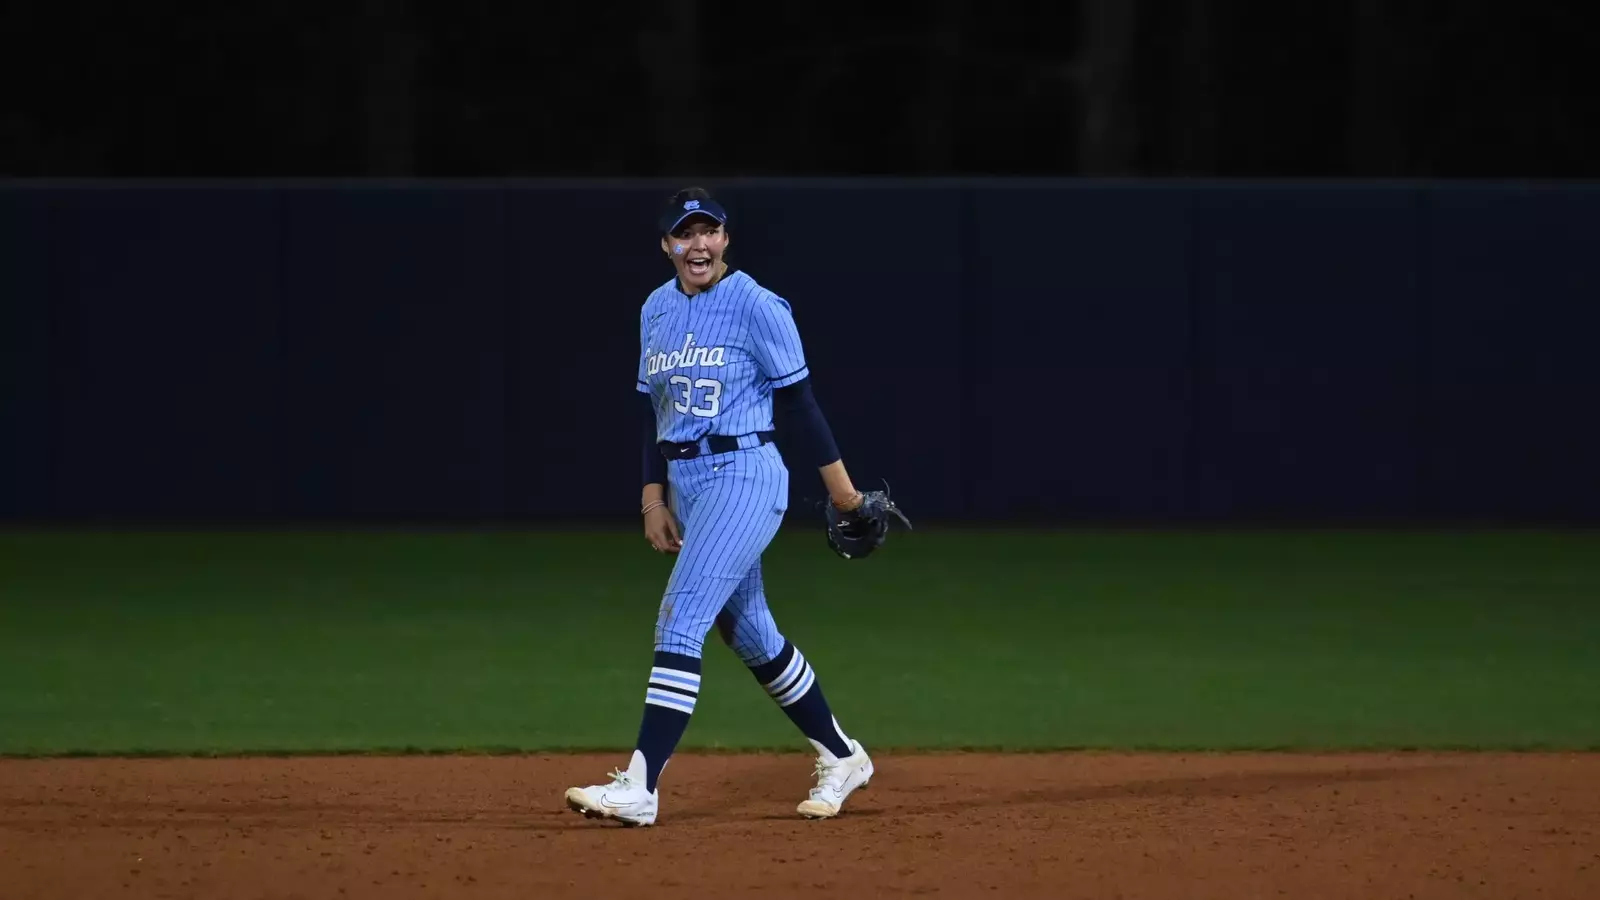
[636,270,809,444]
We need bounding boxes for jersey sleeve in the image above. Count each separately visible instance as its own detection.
[748,292,810,388]
[636,306,650,394]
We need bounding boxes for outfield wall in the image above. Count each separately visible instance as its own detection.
[4,179,1597,524]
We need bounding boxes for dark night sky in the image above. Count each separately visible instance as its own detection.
[0,1,1593,178]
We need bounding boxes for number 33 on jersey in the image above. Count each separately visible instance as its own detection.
[636,271,810,444]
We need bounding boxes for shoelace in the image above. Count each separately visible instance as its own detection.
[606,768,636,789]
[811,757,844,793]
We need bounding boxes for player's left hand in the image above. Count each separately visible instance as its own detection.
[824,485,911,560]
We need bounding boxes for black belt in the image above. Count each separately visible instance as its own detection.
[659,431,775,461]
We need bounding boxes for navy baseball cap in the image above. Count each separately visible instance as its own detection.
[659,196,728,234]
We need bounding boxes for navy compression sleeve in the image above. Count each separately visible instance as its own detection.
[640,392,667,488]
[772,377,841,468]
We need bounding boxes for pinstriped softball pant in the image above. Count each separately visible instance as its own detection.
[657,441,790,664]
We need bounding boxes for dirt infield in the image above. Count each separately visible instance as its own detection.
[2,752,1597,899]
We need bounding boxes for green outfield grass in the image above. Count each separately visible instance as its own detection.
[1,527,1597,756]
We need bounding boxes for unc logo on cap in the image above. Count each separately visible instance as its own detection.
[684,200,701,210]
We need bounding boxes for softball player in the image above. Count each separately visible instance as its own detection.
[564,187,876,826]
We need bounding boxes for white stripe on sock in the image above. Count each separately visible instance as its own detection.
[650,667,701,690]
[773,663,815,707]
[645,689,696,713]
[648,677,699,697]
[764,649,806,697]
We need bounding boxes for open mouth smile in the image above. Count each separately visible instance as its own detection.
[686,256,712,276]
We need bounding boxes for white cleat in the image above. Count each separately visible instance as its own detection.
[797,740,874,819]
[565,757,658,827]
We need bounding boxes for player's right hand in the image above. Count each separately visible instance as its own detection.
[644,507,683,553]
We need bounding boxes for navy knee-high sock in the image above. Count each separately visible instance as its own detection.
[633,651,702,792]
[747,641,853,759]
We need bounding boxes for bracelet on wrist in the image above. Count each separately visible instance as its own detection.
[641,500,665,516]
